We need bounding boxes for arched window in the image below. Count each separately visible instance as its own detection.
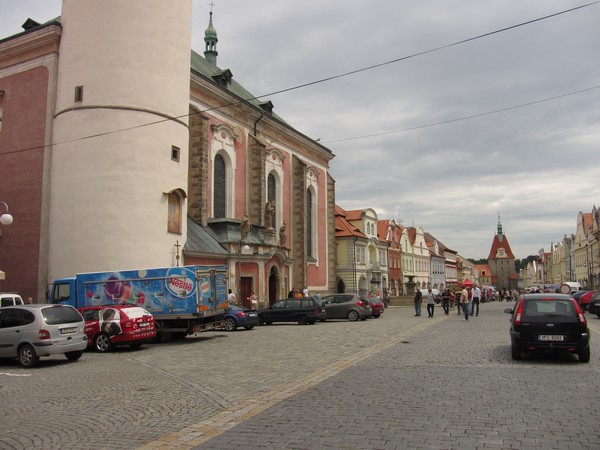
[306,189,313,258]
[167,192,182,233]
[268,173,276,227]
[214,154,226,218]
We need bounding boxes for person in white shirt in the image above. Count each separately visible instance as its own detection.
[471,285,481,316]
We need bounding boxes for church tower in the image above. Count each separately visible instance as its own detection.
[487,214,517,290]
[49,0,193,279]
[204,7,218,65]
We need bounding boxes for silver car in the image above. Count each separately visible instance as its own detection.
[320,293,372,321]
[0,304,87,368]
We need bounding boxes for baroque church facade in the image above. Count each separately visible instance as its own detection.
[0,1,336,305]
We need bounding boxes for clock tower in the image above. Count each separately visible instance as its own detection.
[487,214,517,290]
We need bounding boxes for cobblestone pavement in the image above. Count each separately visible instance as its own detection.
[1,302,599,449]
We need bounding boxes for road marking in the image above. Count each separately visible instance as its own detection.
[136,315,446,449]
[0,372,31,377]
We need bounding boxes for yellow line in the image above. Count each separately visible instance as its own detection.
[136,315,446,449]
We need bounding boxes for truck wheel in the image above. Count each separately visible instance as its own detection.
[223,317,238,331]
[18,344,39,368]
[94,333,112,353]
[65,351,83,361]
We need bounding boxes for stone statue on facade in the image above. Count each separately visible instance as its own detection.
[264,200,275,230]
[240,211,251,242]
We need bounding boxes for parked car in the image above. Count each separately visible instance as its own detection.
[320,293,372,321]
[571,290,589,310]
[0,304,87,367]
[258,298,324,325]
[576,291,598,312]
[0,293,24,307]
[359,294,384,318]
[586,292,600,317]
[78,305,156,352]
[505,293,590,363]
[222,304,259,331]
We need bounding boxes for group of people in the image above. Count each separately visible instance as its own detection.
[413,285,482,320]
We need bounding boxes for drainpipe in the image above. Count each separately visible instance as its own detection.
[253,113,264,136]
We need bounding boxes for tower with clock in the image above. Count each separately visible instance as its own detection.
[487,214,517,290]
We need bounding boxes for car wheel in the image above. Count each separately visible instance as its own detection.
[347,310,359,321]
[597,314,600,319]
[65,351,83,361]
[511,344,522,360]
[243,325,255,330]
[223,317,238,331]
[297,315,308,325]
[94,333,112,353]
[18,344,39,368]
[579,346,591,363]
[308,320,316,325]
[129,342,143,349]
[372,314,380,318]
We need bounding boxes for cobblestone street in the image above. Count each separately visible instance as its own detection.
[1,301,599,449]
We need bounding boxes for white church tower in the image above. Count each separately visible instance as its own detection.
[50,0,192,279]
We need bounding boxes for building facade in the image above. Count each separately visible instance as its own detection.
[0,2,336,304]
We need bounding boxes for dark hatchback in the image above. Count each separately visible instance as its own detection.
[505,293,590,362]
[586,292,600,317]
[257,298,324,325]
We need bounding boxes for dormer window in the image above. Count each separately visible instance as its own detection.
[211,69,233,88]
[258,101,274,115]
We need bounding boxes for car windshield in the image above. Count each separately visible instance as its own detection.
[523,300,575,318]
[42,306,83,324]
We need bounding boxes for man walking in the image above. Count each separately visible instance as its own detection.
[426,288,435,318]
[471,285,481,316]
[414,288,422,317]
[460,286,469,320]
[441,289,450,315]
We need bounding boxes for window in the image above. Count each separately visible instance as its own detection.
[168,192,182,233]
[306,189,313,257]
[268,173,276,227]
[213,154,226,218]
[171,145,180,162]
[74,85,83,102]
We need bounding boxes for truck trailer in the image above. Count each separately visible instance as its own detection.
[50,265,228,339]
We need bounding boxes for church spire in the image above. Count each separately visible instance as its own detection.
[497,211,503,237]
[204,4,218,65]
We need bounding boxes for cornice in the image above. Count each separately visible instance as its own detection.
[0,24,61,71]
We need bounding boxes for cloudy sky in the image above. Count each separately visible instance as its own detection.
[3,1,600,260]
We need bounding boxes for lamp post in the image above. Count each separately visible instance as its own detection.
[0,202,13,238]
[0,202,13,226]
[238,240,250,305]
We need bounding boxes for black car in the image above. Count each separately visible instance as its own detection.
[505,293,590,362]
[257,298,324,325]
[586,292,600,317]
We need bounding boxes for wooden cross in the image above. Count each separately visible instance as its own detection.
[174,240,181,267]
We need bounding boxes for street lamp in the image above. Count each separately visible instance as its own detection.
[0,202,13,226]
[238,240,250,305]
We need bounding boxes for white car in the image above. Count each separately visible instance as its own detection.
[0,293,24,307]
[0,304,87,367]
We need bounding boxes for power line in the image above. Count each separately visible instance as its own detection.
[2,1,598,157]
[322,84,600,144]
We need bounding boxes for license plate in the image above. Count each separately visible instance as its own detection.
[248,313,257,317]
[538,335,565,342]
[60,327,78,334]
[594,302,600,307]
[138,322,150,327]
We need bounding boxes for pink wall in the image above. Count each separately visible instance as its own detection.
[0,67,50,300]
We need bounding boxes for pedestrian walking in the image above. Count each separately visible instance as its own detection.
[441,289,451,315]
[460,286,469,320]
[471,285,481,316]
[426,288,435,317]
[414,288,422,316]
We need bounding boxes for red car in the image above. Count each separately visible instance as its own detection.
[78,305,156,352]
[577,291,599,311]
[359,294,384,318]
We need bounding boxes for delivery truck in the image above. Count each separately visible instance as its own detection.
[50,265,228,340]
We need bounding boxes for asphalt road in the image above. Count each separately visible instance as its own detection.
[1,301,599,449]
